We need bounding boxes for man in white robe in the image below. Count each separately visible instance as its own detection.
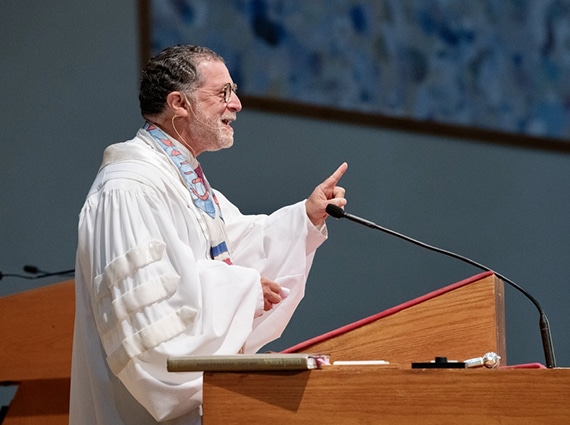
[69,45,347,424]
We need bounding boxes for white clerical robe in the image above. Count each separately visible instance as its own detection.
[69,128,327,424]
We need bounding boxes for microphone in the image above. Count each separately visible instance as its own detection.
[0,265,75,281]
[326,204,557,368]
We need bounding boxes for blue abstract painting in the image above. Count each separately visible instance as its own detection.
[150,0,570,141]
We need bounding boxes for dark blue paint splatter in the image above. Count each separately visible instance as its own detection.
[250,0,285,46]
[172,0,195,24]
[253,15,285,46]
[350,5,368,34]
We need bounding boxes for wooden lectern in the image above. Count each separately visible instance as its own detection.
[281,271,507,363]
[202,272,570,424]
[2,273,569,424]
[0,280,75,425]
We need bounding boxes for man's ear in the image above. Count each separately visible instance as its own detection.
[166,91,190,117]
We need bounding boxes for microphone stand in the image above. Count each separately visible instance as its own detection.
[0,265,75,281]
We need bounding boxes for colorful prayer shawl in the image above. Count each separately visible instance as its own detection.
[144,122,232,264]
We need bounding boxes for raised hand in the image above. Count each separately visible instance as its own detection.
[305,162,348,227]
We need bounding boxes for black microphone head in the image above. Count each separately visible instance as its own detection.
[23,265,40,274]
[326,204,345,219]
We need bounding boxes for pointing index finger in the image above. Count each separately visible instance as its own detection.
[325,162,348,187]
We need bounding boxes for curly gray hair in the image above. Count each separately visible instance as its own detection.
[139,45,224,116]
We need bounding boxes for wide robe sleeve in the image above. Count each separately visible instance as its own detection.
[75,176,270,422]
[215,191,328,352]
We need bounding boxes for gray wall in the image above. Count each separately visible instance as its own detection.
[1,0,568,377]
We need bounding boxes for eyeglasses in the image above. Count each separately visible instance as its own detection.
[221,83,238,103]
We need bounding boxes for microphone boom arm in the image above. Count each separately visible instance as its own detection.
[326,204,556,368]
